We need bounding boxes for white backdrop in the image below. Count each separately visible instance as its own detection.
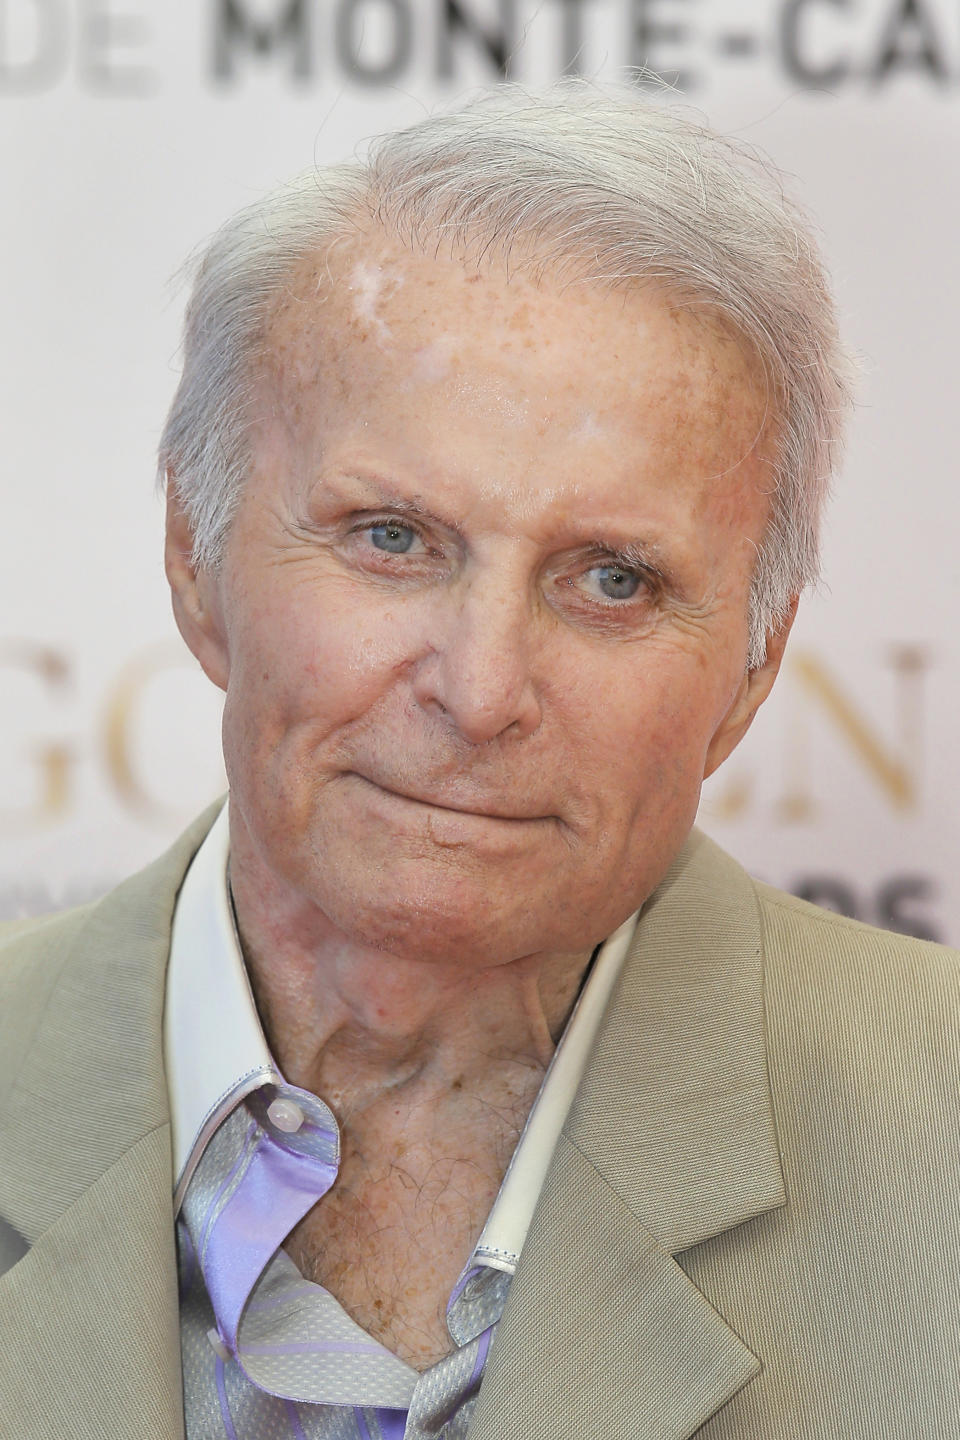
[2,0,958,940]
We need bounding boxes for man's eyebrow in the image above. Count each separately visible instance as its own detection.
[574,533,671,581]
[589,537,664,570]
[312,470,465,534]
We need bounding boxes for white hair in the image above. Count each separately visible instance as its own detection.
[159,81,855,667]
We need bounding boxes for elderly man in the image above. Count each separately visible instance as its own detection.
[2,84,958,1440]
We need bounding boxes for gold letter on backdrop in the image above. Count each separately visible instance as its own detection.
[778,645,929,820]
[0,642,74,823]
[103,639,225,821]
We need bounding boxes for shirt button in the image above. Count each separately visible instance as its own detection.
[207,1326,231,1362]
[267,1097,305,1134]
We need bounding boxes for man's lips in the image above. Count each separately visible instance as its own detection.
[347,771,553,822]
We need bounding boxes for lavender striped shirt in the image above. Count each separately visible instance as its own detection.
[176,1079,512,1440]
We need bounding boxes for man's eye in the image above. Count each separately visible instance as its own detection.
[368,521,418,554]
[585,564,644,601]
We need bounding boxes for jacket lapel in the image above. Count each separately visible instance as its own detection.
[0,1130,185,1438]
[470,830,785,1440]
[0,806,219,1440]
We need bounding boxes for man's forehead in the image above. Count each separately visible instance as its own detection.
[257,231,774,485]
[272,234,751,367]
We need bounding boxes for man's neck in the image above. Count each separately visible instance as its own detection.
[228,826,594,1118]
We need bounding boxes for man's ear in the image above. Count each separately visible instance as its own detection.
[703,596,799,780]
[164,480,230,693]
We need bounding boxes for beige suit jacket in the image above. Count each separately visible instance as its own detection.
[1,807,959,1438]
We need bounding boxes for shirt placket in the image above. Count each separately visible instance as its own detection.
[181,1085,340,1356]
[180,1083,421,1427]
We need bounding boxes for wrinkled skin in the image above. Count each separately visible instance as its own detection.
[169,238,790,980]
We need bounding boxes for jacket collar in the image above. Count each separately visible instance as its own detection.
[0,804,219,1440]
[469,828,785,1440]
[570,826,785,1252]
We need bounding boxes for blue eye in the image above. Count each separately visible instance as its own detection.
[369,522,416,554]
[591,564,642,600]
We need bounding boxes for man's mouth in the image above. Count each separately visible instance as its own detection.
[348,771,552,823]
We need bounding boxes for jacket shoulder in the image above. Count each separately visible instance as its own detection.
[0,901,100,963]
[0,905,101,1106]
[0,802,223,1109]
[752,878,960,1142]
[754,877,960,994]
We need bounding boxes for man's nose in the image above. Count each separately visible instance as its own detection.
[411,575,543,744]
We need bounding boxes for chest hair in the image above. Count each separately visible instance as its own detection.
[285,1083,534,1370]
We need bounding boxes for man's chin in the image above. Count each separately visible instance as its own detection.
[299,859,564,969]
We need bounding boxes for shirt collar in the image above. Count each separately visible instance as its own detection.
[164,801,279,1210]
[163,799,639,1262]
[472,905,638,1272]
